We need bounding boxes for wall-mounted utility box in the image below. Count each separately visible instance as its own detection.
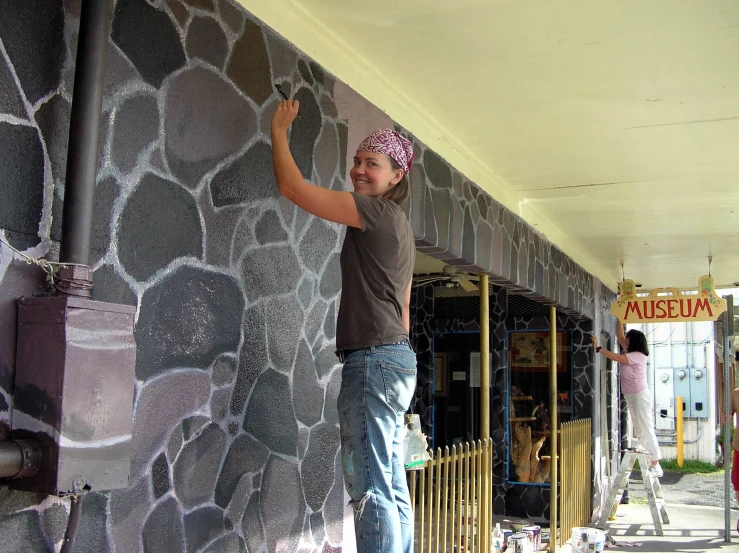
[11,296,136,495]
[687,368,708,419]
[673,369,692,417]
[654,368,674,431]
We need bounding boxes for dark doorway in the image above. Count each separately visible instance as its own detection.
[432,331,490,448]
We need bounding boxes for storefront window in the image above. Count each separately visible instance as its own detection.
[507,330,572,485]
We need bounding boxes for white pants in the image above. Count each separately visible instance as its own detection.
[624,388,662,461]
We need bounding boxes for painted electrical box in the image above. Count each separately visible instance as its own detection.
[673,368,692,417]
[688,368,708,419]
[12,296,137,495]
[653,368,674,431]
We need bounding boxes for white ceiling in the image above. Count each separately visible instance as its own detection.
[239,0,739,292]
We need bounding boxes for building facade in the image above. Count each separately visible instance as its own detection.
[0,1,616,550]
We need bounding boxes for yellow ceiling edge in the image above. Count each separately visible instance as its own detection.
[237,0,619,293]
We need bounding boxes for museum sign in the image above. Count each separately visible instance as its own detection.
[610,276,727,323]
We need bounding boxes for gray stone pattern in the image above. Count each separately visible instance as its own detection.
[0,1,346,551]
[411,283,596,521]
[0,0,613,551]
[404,139,596,321]
[409,284,435,433]
[595,281,620,469]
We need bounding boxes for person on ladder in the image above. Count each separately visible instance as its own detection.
[591,321,664,477]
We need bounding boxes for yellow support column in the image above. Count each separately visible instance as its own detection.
[479,274,491,551]
[550,305,558,551]
[480,274,490,440]
[676,396,684,468]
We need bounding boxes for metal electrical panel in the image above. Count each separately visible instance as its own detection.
[673,368,691,417]
[640,321,712,425]
[653,368,674,431]
[12,296,137,495]
[688,368,708,418]
[667,366,709,420]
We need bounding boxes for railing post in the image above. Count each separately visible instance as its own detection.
[426,456,434,551]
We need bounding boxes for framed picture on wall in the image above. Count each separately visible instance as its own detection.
[434,353,447,396]
[509,331,567,372]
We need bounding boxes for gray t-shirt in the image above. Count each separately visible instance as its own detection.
[335,193,415,350]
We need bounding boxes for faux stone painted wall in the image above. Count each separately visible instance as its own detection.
[0,0,615,551]
[408,151,597,319]
[1,1,348,551]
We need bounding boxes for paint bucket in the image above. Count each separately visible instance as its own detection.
[509,519,529,533]
[585,528,605,552]
[507,532,530,553]
[523,525,541,551]
[501,529,513,551]
[570,527,589,553]
[570,527,605,553]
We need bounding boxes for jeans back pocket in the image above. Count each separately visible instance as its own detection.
[379,362,416,413]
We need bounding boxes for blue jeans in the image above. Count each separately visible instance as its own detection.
[337,341,417,553]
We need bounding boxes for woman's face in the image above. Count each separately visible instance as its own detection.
[350,151,403,197]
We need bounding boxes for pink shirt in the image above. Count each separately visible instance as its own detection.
[620,352,648,394]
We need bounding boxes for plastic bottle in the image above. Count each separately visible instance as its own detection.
[492,522,504,552]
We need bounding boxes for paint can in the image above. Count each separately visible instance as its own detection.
[570,527,605,553]
[523,525,541,551]
[509,519,529,533]
[501,529,513,551]
[507,532,530,553]
[570,527,589,553]
[586,528,605,552]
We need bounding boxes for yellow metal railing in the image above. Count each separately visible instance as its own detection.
[558,418,592,546]
[407,439,493,553]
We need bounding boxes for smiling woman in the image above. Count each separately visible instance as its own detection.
[271,104,417,553]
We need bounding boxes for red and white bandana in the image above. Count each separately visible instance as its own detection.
[357,129,414,176]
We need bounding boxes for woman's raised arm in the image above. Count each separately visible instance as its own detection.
[271,100,361,229]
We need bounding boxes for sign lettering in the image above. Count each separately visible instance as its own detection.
[610,276,726,323]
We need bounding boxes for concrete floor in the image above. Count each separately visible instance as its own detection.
[553,502,739,552]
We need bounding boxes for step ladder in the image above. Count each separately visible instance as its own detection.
[596,449,670,536]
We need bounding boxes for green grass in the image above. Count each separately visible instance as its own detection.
[659,458,723,474]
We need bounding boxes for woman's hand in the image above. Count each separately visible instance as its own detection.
[590,335,598,348]
[272,100,299,135]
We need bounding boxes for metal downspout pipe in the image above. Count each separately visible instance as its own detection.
[6,1,113,551]
[0,0,112,484]
[58,2,113,551]
[59,0,113,266]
